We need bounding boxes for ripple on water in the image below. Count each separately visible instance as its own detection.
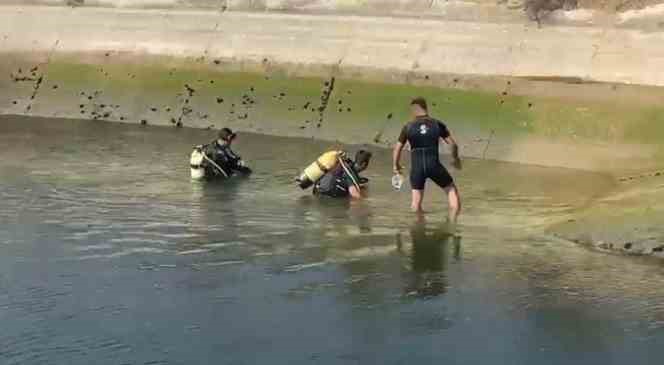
[177,248,211,255]
[0,286,69,317]
[283,261,328,273]
[2,116,664,364]
[0,331,132,365]
[75,247,168,260]
[191,260,245,269]
[201,241,245,248]
[108,237,171,245]
[71,243,115,252]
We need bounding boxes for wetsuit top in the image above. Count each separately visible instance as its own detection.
[314,158,362,198]
[398,116,450,156]
[202,140,252,178]
[398,116,454,190]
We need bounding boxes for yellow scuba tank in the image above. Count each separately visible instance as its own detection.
[190,146,205,180]
[296,150,343,189]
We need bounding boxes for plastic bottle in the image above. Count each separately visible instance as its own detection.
[391,173,404,191]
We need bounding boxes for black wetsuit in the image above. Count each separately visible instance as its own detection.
[202,141,252,178]
[398,116,454,190]
[313,159,362,198]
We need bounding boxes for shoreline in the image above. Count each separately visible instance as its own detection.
[1,4,663,175]
[3,54,664,174]
[4,112,664,261]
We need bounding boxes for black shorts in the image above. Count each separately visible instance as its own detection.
[410,163,454,190]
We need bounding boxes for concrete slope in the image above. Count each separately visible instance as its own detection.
[1,5,663,173]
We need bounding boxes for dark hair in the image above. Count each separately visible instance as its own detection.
[218,127,236,141]
[410,97,428,111]
[354,150,372,170]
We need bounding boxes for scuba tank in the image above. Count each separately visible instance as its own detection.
[190,146,206,180]
[296,150,344,189]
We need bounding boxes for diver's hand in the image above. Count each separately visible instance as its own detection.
[393,164,403,175]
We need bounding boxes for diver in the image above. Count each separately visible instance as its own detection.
[312,150,372,199]
[392,97,462,222]
[190,128,252,180]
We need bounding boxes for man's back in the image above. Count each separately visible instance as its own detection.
[399,117,450,151]
[392,97,461,220]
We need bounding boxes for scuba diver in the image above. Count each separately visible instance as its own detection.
[308,150,372,199]
[190,128,252,180]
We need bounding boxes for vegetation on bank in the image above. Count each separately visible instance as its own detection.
[3,55,663,170]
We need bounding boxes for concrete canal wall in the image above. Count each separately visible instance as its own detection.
[1,4,664,174]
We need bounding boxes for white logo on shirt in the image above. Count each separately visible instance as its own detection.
[419,124,428,135]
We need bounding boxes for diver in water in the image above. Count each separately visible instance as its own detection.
[393,97,462,222]
[191,128,252,180]
[313,150,372,199]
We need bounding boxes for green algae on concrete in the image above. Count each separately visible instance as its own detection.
[549,175,664,259]
[3,55,664,172]
[29,56,536,138]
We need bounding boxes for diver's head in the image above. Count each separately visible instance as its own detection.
[410,97,428,118]
[354,150,372,172]
[217,127,237,145]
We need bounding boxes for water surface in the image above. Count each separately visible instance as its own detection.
[1,116,663,365]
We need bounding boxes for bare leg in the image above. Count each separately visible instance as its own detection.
[411,189,424,213]
[444,184,461,224]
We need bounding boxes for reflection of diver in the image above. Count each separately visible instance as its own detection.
[189,178,244,241]
[404,218,461,298]
[190,128,252,180]
[294,194,372,238]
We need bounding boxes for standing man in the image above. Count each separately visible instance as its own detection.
[392,97,462,222]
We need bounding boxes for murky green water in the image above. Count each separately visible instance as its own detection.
[1,115,664,365]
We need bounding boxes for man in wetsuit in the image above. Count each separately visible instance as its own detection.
[202,128,252,179]
[314,150,372,199]
[392,97,462,222]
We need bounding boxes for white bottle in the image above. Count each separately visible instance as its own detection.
[391,174,404,191]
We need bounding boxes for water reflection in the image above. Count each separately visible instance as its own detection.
[403,217,461,298]
[188,178,246,254]
[294,195,374,238]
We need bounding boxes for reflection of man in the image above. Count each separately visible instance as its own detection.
[404,218,461,298]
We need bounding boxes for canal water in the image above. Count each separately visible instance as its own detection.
[1,115,663,365]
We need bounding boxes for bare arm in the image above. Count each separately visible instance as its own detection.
[393,141,405,173]
[443,135,462,170]
[349,185,362,199]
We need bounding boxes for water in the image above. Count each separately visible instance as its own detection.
[1,115,663,365]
